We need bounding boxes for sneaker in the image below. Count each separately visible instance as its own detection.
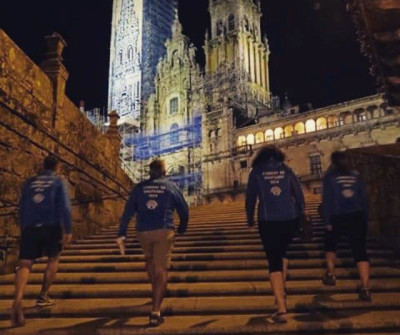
[358,287,372,302]
[36,295,56,307]
[149,312,164,327]
[322,272,336,286]
[266,312,287,324]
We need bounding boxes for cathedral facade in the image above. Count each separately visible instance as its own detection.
[111,0,400,204]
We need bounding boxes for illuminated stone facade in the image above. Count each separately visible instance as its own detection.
[108,0,177,124]
[117,0,400,202]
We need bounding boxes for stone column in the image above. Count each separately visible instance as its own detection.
[40,33,69,127]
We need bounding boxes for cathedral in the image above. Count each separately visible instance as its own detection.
[109,0,400,204]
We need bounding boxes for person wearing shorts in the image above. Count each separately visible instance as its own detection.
[245,146,305,324]
[116,159,189,327]
[322,151,371,301]
[12,155,72,327]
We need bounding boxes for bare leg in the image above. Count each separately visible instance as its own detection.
[39,256,60,298]
[152,264,168,313]
[326,251,336,275]
[282,258,289,292]
[357,261,370,289]
[270,272,286,313]
[12,260,33,326]
[145,260,155,305]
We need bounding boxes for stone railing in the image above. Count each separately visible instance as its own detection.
[347,144,400,254]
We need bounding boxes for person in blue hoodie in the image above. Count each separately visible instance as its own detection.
[246,146,305,324]
[12,155,72,327]
[322,151,371,301]
[116,159,189,327]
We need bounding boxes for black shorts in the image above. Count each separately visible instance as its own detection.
[19,225,63,260]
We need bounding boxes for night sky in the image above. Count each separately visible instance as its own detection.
[1,0,376,110]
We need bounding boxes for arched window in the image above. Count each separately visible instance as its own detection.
[127,46,133,61]
[255,132,264,144]
[265,129,274,141]
[316,117,327,130]
[170,97,178,115]
[237,136,246,146]
[170,123,179,145]
[274,127,284,140]
[327,115,338,128]
[217,20,224,36]
[284,125,294,138]
[247,134,255,145]
[215,128,221,137]
[294,122,305,135]
[305,119,316,133]
[228,14,235,31]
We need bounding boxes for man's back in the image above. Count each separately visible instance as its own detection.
[119,177,189,235]
[19,170,72,233]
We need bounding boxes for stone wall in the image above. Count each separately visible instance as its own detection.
[0,30,133,272]
[347,144,400,254]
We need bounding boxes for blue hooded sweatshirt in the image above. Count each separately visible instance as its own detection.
[118,177,189,237]
[322,169,368,225]
[19,170,72,234]
[245,160,305,225]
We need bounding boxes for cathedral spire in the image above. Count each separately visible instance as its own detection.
[172,9,183,39]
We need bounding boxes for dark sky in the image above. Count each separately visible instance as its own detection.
[1,0,375,110]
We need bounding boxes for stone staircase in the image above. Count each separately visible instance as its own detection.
[1,196,400,334]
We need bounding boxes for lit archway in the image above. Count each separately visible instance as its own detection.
[305,119,316,133]
[327,115,338,128]
[237,136,246,146]
[247,134,255,145]
[316,117,327,130]
[274,127,284,140]
[255,132,264,144]
[284,125,294,138]
[265,129,274,141]
[294,122,305,135]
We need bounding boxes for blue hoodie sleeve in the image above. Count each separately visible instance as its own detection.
[322,174,333,225]
[59,179,72,234]
[289,171,305,215]
[245,169,259,226]
[172,184,189,232]
[118,186,139,237]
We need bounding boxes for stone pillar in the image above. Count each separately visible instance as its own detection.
[40,33,69,127]
[106,110,121,161]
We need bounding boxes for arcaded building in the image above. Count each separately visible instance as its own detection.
[109,0,400,203]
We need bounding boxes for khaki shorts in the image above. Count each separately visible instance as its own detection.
[137,229,175,268]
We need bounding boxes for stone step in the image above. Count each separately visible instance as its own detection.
[0,311,398,335]
[0,266,400,287]
[0,293,399,319]
[66,236,376,249]
[61,243,388,256]
[2,267,398,285]
[0,279,399,299]
[95,223,326,236]
[35,249,394,264]
[28,258,396,273]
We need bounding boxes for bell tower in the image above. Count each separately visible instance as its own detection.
[204,0,270,107]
